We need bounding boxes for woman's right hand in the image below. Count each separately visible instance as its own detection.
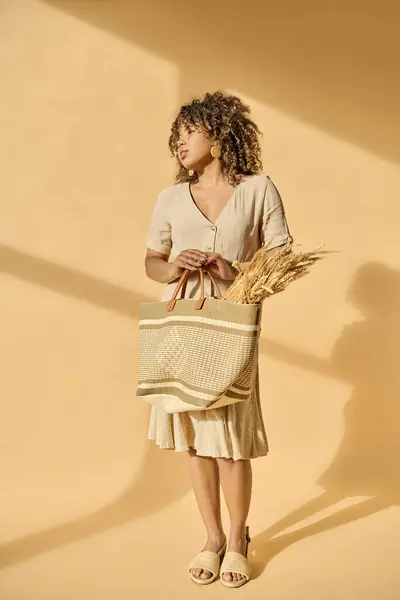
[172,249,208,273]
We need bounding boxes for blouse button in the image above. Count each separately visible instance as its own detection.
[208,247,213,251]
[211,226,216,231]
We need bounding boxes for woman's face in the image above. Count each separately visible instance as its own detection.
[177,124,214,171]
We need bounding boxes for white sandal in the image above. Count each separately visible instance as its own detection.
[189,541,227,585]
[220,526,251,588]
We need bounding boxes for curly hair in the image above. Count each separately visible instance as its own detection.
[168,91,263,186]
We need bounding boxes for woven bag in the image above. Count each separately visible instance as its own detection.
[136,267,262,413]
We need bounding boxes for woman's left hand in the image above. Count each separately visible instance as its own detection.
[204,252,237,281]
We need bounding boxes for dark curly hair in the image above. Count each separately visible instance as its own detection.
[168,91,263,186]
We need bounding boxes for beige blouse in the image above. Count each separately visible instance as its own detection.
[147,174,292,302]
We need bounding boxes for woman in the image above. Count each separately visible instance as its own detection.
[144,91,291,587]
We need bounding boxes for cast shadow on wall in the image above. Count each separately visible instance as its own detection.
[252,262,400,577]
[1,245,398,571]
[43,0,400,165]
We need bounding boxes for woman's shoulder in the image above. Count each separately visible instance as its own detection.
[154,182,188,207]
[158,181,188,197]
[241,173,278,195]
[154,182,187,209]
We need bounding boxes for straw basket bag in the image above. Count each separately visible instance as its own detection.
[136,267,262,413]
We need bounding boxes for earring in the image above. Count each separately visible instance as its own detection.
[188,169,194,177]
[211,145,221,159]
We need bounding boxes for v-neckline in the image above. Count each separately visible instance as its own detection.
[187,178,247,225]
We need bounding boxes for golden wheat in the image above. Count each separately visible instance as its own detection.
[223,241,327,304]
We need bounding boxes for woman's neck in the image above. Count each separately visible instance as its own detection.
[195,160,227,188]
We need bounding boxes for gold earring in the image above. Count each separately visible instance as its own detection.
[211,145,221,159]
[188,169,194,177]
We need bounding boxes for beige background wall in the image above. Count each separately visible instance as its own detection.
[1,1,399,598]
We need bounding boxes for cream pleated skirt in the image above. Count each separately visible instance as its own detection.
[148,362,269,461]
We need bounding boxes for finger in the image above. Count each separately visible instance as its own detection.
[177,255,203,267]
[185,256,207,266]
[178,259,201,271]
[181,249,204,256]
[184,256,207,265]
[205,254,221,264]
[183,250,208,261]
[187,258,205,268]
[205,251,220,259]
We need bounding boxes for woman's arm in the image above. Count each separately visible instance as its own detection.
[145,249,181,284]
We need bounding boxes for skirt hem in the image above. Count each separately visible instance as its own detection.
[148,435,268,461]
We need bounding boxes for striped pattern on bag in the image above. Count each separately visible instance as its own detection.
[137,297,262,413]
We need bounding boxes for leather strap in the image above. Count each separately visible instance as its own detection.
[167,267,223,312]
[167,269,191,311]
[194,268,206,310]
[206,269,223,299]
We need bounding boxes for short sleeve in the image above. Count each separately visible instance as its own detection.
[260,178,293,249]
[146,190,172,256]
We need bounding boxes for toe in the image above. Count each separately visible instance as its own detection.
[201,570,211,580]
[192,568,202,578]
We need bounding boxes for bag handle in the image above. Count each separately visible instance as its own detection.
[167,267,223,312]
[198,267,223,303]
[170,269,191,302]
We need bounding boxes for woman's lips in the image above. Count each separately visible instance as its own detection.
[180,149,189,159]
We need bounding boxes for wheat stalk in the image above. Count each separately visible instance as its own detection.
[223,241,328,304]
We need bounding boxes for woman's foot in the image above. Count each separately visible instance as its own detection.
[190,535,226,581]
[221,532,249,583]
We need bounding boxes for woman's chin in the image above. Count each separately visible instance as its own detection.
[181,160,195,171]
